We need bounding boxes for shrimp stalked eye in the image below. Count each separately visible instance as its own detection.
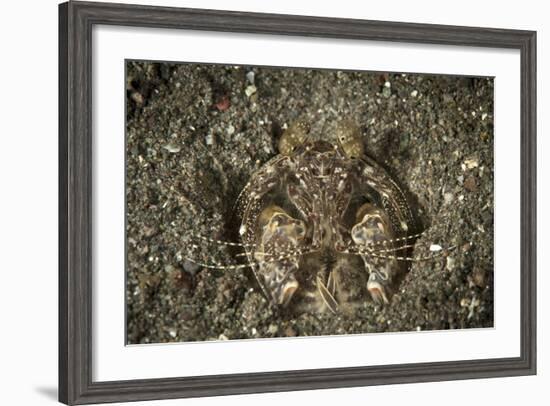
[278,120,311,156]
[335,119,364,159]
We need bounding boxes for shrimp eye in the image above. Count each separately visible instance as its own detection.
[335,120,364,159]
[279,120,310,156]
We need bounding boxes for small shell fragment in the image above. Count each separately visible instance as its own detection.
[245,85,257,97]
[246,71,255,84]
[429,244,443,252]
[162,143,181,153]
[463,156,479,169]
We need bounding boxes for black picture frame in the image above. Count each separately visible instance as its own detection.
[59,1,537,404]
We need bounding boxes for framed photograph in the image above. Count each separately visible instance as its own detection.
[59,1,536,404]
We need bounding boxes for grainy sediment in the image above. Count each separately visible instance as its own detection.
[126,61,494,344]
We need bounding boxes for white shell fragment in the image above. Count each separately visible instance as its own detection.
[463,156,479,169]
[246,71,255,84]
[245,85,257,97]
[429,244,443,252]
[162,143,181,153]
[446,256,456,271]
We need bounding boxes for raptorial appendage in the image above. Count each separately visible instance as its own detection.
[254,205,306,306]
[351,203,400,304]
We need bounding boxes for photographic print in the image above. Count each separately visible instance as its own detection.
[125,61,494,344]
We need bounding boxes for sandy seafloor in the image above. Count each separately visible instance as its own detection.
[125,61,494,344]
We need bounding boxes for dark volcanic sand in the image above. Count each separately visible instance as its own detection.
[125,61,494,344]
